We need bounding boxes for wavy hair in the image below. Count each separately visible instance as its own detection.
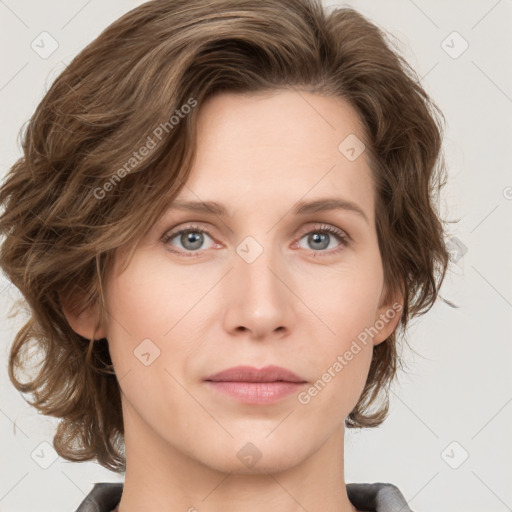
[0,0,451,473]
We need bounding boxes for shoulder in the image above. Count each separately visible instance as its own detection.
[74,482,123,512]
[347,482,414,512]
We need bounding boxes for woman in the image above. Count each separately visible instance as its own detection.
[0,0,449,510]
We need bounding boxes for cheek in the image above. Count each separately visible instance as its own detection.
[298,290,376,418]
[103,251,209,383]
[303,248,384,343]
[102,257,166,371]
[105,249,192,338]
[296,251,382,403]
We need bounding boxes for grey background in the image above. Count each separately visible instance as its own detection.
[1,1,511,510]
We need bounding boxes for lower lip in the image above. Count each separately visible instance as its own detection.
[204,381,306,404]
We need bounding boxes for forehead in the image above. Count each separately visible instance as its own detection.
[172,90,374,222]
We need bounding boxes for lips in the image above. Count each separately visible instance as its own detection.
[204,365,306,383]
[204,365,307,405]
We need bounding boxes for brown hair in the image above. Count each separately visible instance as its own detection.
[0,0,451,473]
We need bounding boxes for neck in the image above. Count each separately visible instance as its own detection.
[115,404,359,512]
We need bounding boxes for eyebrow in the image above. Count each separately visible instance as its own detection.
[168,198,369,224]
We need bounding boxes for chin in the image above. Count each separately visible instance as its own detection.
[191,435,315,475]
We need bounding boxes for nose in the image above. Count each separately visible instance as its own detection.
[222,240,296,341]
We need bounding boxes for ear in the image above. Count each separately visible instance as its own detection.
[372,284,404,346]
[60,291,107,341]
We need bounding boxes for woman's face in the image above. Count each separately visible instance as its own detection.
[96,90,401,473]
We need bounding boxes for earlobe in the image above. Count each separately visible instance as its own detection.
[60,294,107,341]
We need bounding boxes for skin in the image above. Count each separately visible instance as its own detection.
[64,89,402,512]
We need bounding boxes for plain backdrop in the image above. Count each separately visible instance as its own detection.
[1,1,511,511]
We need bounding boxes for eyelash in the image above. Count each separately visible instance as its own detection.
[161,223,350,257]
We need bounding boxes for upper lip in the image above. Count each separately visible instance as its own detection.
[204,365,306,383]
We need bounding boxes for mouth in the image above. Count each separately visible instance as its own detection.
[204,364,307,383]
[203,365,307,404]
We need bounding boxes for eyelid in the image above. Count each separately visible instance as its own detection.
[294,222,351,242]
[162,220,350,239]
[162,223,214,244]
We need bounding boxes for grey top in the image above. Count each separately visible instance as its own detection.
[74,481,414,512]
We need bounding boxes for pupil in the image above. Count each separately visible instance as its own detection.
[183,232,203,250]
[310,233,329,250]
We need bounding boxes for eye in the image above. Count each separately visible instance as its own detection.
[162,224,216,255]
[295,224,350,255]
[162,222,350,257]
